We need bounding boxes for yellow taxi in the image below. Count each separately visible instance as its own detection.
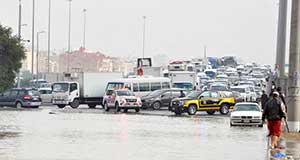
[170,91,235,115]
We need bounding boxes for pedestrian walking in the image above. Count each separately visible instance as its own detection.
[179,90,185,98]
[262,91,287,149]
[261,90,268,110]
[276,87,287,109]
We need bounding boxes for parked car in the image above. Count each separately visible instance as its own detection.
[0,88,41,108]
[141,88,189,110]
[170,91,235,115]
[38,88,52,103]
[169,90,203,114]
[103,89,142,112]
[230,102,263,127]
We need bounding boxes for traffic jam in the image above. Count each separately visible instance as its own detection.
[0,57,272,127]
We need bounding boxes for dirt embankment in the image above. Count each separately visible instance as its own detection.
[281,133,300,141]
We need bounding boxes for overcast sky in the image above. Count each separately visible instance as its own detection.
[1,0,284,64]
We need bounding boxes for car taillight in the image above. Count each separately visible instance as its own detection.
[23,95,32,100]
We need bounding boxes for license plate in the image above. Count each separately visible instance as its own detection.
[31,102,41,106]
[243,120,250,123]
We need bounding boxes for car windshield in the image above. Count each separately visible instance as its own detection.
[52,83,69,92]
[240,82,254,86]
[147,90,163,97]
[27,90,40,96]
[210,85,227,91]
[116,90,134,96]
[173,83,193,90]
[234,104,260,111]
[186,91,201,99]
[231,88,245,93]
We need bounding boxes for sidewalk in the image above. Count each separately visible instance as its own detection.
[269,133,300,160]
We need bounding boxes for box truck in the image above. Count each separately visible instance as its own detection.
[51,72,123,108]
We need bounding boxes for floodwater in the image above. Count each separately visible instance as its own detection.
[0,107,269,160]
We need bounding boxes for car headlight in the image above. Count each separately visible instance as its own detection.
[64,95,68,100]
[179,100,186,106]
[121,98,126,103]
[231,116,240,119]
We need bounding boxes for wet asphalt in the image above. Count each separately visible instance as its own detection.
[0,105,271,160]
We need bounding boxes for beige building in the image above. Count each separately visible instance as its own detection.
[21,49,59,74]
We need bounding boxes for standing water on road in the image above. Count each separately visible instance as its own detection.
[0,108,269,160]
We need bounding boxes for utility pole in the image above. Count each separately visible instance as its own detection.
[204,45,207,66]
[82,8,86,49]
[275,0,288,94]
[67,0,72,73]
[31,0,35,76]
[47,0,51,73]
[287,0,300,132]
[36,31,45,81]
[17,0,22,88]
[142,16,146,59]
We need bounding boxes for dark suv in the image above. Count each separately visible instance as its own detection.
[0,88,41,108]
[141,88,188,110]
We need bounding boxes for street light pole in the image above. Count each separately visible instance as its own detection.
[275,0,288,93]
[83,8,86,49]
[67,0,72,73]
[31,0,35,75]
[142,16,146,59]
[17,0,22,88]
[36,31,45,81]
[287,0,300,132]
[18,0,21,40]
[47,0,51,73]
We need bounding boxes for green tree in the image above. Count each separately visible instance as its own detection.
[0,24,26,92]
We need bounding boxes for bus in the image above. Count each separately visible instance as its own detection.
[106,76,172,97]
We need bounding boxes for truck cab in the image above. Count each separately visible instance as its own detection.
[52,82,80,108]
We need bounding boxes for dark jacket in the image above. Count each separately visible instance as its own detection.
[262,98,286,121]
[261,94,268,109]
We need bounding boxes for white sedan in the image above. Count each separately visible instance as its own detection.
[230,102,263,127]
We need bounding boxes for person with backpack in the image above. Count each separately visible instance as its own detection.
[276,87,287,110]
[262,91,287,149]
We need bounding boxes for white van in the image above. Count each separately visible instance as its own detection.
[106,76,172,97]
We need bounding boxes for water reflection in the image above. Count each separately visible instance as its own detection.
[0,109,270,160]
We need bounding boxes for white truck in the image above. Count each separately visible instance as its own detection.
[51,72,123,109]
[168,71,196,90]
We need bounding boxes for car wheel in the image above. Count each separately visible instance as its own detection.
[206,110,216,115]
[104,103,110,112]
[70,99,80,109]
[115,102,121,112]
[135,108,140,113]
[141,105,148,110]
[57,104,66,108]
[16,102,22,108]
[88,104,96,109]
[174,111,182,115]
[220,104,230,115]
[187,104,197,115]
[124,108,128,113]
[152,101,161,110]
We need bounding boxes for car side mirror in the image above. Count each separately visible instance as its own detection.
[199,96,204,99]
[161,95,165,98]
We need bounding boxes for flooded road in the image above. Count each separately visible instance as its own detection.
[0,106,269,160]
